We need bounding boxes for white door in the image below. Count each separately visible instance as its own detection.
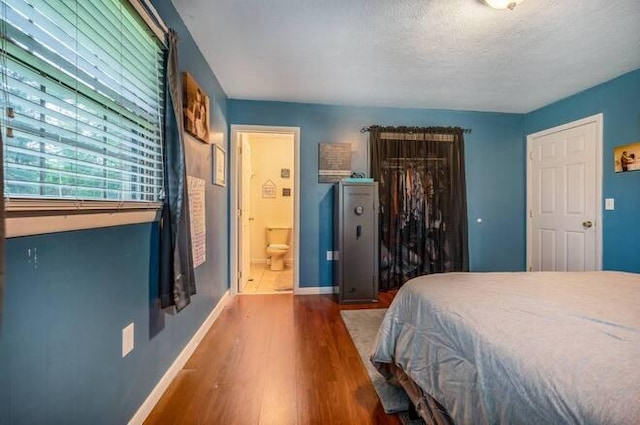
[238,135,252,291]
[528,116,602,271]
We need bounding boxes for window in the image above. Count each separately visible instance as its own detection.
[1,0,165,207]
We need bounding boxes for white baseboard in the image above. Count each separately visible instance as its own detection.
[128,290,231,425]
[295,286,338,295]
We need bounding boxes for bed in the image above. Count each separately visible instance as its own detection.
[370,272,640,425]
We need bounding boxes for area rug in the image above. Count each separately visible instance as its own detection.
[340,309,410,414]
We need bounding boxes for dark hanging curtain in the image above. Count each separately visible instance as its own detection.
[370,126,469,291]
[0,127,4,323]
[159,30,196,312]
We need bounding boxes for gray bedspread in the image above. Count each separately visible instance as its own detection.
[371,272,640,425]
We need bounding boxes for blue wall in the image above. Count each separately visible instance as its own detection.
[525,69,640,272]
[2,1,633,421]
[229,101,526,286]
[0,1,229,424]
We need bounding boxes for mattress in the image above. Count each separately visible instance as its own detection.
[371,272,640,425]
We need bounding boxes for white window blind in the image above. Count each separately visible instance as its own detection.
[0,0,165,203]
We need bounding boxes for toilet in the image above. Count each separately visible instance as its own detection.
[265,227,291,271]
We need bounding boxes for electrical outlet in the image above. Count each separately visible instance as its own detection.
[122,323,134,358]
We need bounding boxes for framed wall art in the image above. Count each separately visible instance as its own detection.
[183,72,211,143]
[318,143,351,183]
[262,180,276,198]
[614,142,640,173]
[212,144,226,186]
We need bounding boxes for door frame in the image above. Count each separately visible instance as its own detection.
[526,113,603,271]
[229,125,301,295]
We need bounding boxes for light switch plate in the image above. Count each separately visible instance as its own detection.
[326,251,333,261]
[333,251,339,261]
[122,323,134,358]
[605,198,615,210]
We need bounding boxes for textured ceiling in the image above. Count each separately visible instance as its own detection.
[171,0,640,113]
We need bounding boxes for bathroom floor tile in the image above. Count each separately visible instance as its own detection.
[243,282,259,293]
[242,262,293,294]
[249,263,266,280]
[261,271,283,282]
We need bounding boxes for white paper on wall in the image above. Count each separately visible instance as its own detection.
[187,176,206,267]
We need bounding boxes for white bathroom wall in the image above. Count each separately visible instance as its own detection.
[248,133,294,264]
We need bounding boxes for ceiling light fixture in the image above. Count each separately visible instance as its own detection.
[484,0,524,10]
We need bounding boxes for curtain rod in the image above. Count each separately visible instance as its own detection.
[360,126,472,134]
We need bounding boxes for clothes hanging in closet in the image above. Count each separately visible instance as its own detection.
[370,127,469,291]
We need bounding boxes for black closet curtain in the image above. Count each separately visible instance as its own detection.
[0,126,4,324]
[159,30,196,312]
[370,126,469,291]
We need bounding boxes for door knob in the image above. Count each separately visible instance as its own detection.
[582,220,593,228]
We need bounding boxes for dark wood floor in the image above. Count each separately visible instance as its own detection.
[144,293,401,425]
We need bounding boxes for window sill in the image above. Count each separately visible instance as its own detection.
[5,199,163,238]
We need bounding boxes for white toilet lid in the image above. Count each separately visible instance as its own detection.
[268,244,289,249]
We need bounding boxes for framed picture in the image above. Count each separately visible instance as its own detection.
[614,142,640,173]
[213,144,226,186]
[261,180,276,198]
[182,72,211,143]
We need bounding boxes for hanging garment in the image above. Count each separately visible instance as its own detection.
[370,127,469,290]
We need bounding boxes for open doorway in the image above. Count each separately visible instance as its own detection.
[230,125,300,295]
